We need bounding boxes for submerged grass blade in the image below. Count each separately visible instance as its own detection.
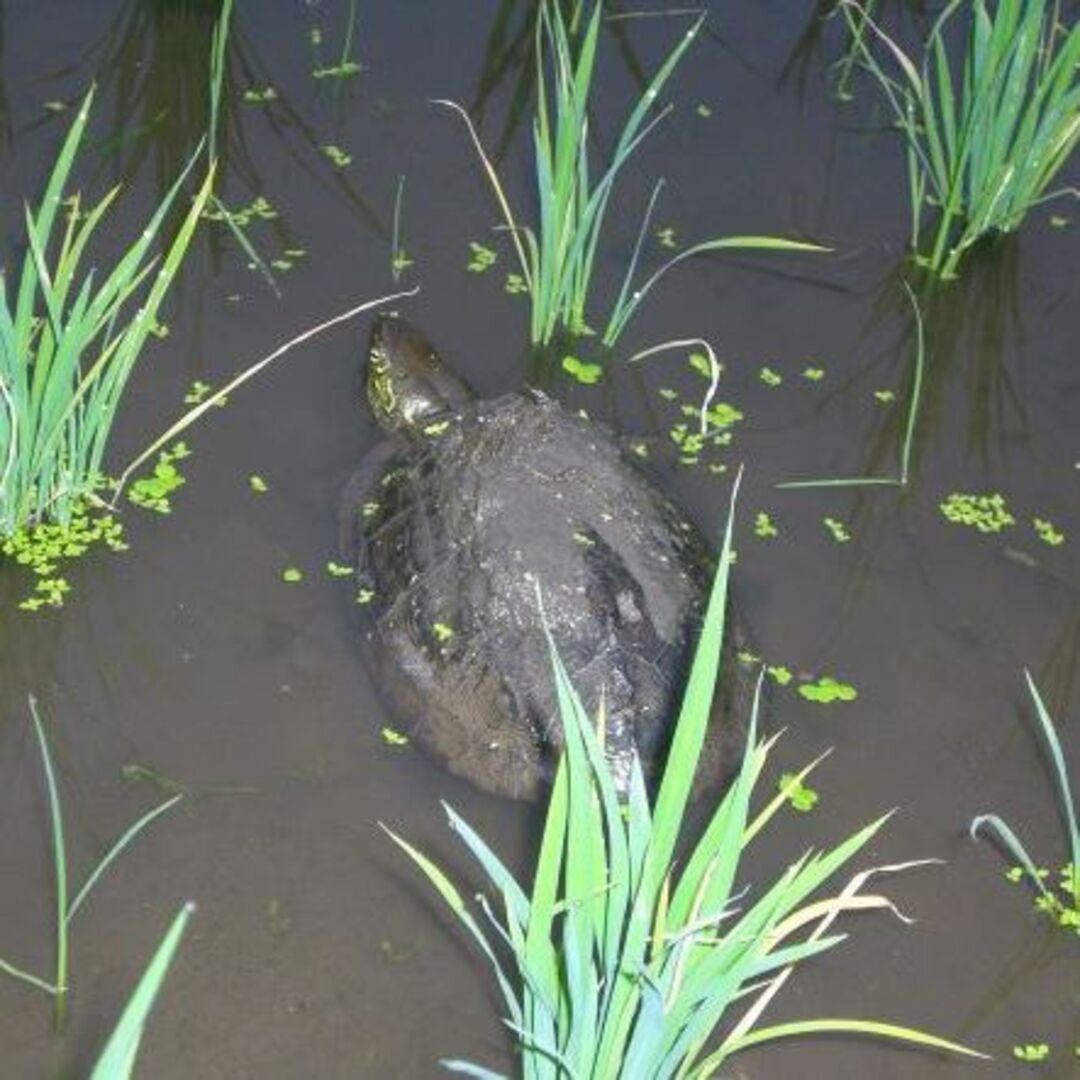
[66,794,184,924]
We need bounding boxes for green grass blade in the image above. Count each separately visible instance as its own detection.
[89,902,194,1080]
[67,794,184,925]
[712,1018,988,1064]
[1023,670,1080,887]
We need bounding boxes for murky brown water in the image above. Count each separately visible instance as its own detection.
[0,2,1078,1077]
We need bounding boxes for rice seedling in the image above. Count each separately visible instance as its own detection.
[90,902,194,1080]
[0,696,183,1029]
[384,473,984,1076]
[390,175,414,282]
[0,87,212,540]
[441,2,824,347]
[845,0,1080,278]
[971,671,1080,933]
[208,0,234,162]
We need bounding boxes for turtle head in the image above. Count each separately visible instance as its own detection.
[366,315,473,436]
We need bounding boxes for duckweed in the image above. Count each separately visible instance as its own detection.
[766,664,792,686]
[779,772,819,812]
[381,727,409,747]
[466,241,497,272]
[321,144,352,168]
[282,568,303,583]
[313,60,361,79]
[127,444,190,515]
[203,195,277,226]
[432,622,454,643]
[1012,1044,1050,1062]
[759,366,782,386]
[823,517,851,543]
[688,352,714,378]
[940,492,1015,533]
[249,475,269,493]
[562,356,603,385]
[754,512,778,539]
[505,273,528,295]
[798,676,858,704]
[1033,517,1065,546]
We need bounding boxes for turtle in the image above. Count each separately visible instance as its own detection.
[346,314,751,800]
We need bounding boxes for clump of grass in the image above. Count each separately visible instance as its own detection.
[846,0,1080,278]
[0,87,212,540]
[971,671,1080,933]
[384,475,984,1076]
[0,697,183,1030]
[442,2,823,346]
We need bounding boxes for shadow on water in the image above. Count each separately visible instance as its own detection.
[46,0,384,263]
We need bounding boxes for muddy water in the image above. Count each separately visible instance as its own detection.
[0,2,1077,1077]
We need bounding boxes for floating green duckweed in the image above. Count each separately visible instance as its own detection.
[467,242,497,272]
[281,568,303,583]
[754,512,778,539]
[423,419,451,437]
[381,726,409,747]
[313,60,361,80]
[242,86,277,102]
[688,351,714,378]
[779,772,819,812]
[127,444,190,515]
[656,226,677,249]
[505,273,528,295]
[3,498,128,612]
[940,492,1015,533]
[802,366,825,381]
[695,102,712,117]
[249,475,268,494]
[823,517,851,543]
[361,501,380,518]
[1012,1044,1050,1062]
[874,389,896,404]
[321,145,352,168]
[1033,517,1065,546]
[759,366,782,386]
[203,195,277,226]
[562,356,603,385]
[799,676,858,704]
[705,402,743,430]
[183,381,227,407]
[326,562,352,578]
[356,587,375,605]
[766,664,792,686]
[432,622,454,643]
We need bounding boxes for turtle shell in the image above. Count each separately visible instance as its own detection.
[349,390,747,799]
